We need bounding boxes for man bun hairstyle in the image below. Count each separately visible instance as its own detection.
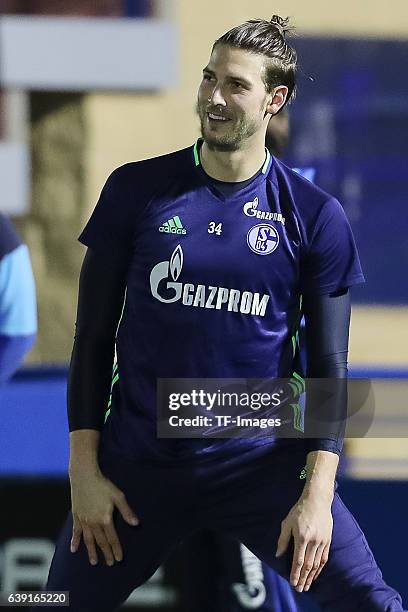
[213,15,297,109]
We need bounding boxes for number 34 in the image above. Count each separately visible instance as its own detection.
[208,221,223,236]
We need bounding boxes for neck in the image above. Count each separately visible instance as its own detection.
[200,136,267,182]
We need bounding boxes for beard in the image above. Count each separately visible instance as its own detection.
[195,99,261,152]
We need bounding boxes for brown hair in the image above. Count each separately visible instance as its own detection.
[213,15,297,109]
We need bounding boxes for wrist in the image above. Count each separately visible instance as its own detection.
[301,480,335,504]
[69,458,100,477]
[69,428,101,476]
[302,449,338,503]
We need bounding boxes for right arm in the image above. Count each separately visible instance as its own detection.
[68,247,138,566]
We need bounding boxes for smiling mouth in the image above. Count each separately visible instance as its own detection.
[207,112,230,122]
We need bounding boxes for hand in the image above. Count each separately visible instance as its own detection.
[276,492,333,592]
[69,467,139,567]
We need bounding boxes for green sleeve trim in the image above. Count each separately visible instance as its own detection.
[290,294,303,357]
[288,294,305,432]
[291,334,296,356]
[290,403,304,432]
[292,370,305,392]
[104,363,120,424]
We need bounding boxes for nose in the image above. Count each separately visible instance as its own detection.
[208,85,226,107]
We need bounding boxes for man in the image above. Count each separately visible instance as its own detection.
[0,212,37,383]
[180,108,299,612]
[42,15,405,612]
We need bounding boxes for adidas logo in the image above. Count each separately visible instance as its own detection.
[159,215,187,235]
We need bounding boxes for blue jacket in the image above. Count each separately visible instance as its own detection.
[0,213,37,383]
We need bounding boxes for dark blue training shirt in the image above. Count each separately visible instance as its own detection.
[79,141,364,461]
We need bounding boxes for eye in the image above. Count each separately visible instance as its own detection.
[203,73,214,82]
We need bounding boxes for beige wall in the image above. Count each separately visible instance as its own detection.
[85,0,408,206]
[350,307,408,366]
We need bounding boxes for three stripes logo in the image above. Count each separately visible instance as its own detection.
[159,215,187,235]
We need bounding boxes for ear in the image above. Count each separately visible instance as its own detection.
[265,85,288,116]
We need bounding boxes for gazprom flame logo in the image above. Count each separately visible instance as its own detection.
[149,245,270,316]
[150,245,184,303]
[243,196,285,225]
[170,244,183,281]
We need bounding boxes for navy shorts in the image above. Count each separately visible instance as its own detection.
[41,442,405,611]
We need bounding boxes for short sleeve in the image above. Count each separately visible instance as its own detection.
[78,167,136,258]
[301,198,365,295]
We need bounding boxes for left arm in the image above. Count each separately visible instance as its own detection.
[276,289,351,592]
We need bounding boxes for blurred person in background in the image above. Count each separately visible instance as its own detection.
[38,15,406,612]
[0,212,37,384]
